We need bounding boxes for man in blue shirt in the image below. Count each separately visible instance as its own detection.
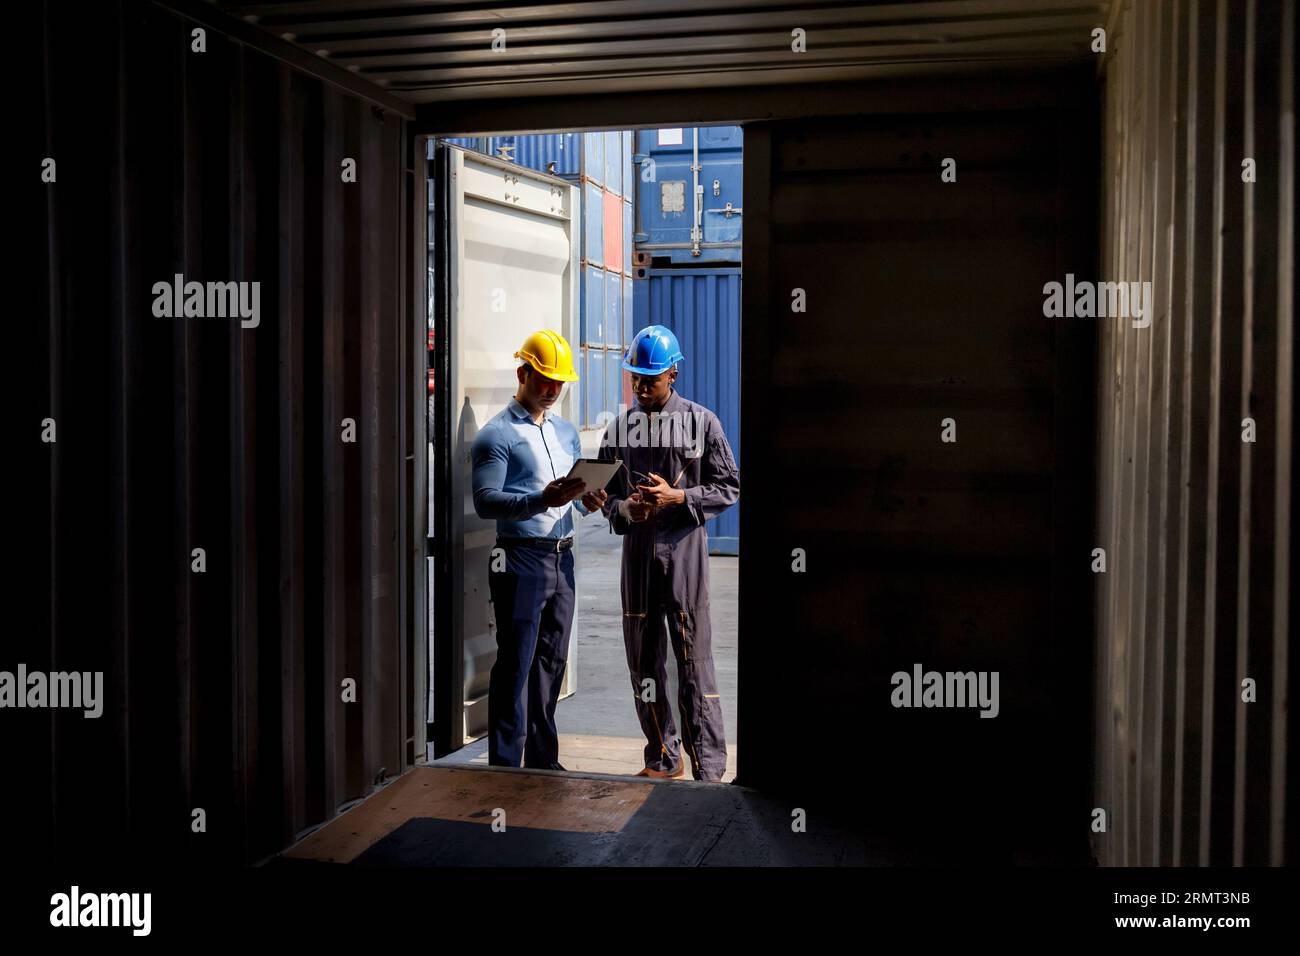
[470,330,608,770]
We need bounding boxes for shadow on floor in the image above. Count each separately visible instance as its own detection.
[276,766,882,866]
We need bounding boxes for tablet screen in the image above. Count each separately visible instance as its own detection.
[564,458,622,491]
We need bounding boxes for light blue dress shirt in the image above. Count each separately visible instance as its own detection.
[470,397,589,540]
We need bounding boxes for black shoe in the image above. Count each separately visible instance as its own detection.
[523,759,566,771]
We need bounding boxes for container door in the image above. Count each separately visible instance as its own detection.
[435,144,582,748]
[635,126,743,264]
[699,126,744,249]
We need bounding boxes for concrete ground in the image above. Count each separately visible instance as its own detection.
[437,434,739,781]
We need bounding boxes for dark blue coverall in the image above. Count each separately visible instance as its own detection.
[597,389,740,781]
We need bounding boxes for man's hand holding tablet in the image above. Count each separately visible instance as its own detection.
[565,458,621,513]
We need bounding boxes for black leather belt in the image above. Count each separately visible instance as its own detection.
[496,536,574,553]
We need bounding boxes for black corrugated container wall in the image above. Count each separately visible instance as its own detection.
[740,94,1099,863]
[17,0,1294,872]
[1094,0,1295,867]
[22,0,420,866]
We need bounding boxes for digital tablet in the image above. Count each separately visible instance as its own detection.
[563,458,622,490]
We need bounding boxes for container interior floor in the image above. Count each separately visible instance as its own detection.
[277,765,888,866]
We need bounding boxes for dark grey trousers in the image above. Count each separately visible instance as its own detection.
[621,532,727,781]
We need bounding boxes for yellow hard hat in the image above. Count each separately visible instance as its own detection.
[514,329,579,382]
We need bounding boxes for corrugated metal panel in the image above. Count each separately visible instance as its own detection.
[577,346,587,430]
[581,264,606,349]
[219,1,1105,104]
[605,347,623,423]
[638,268,742,554]
[583,347,607,429]
[436,136,485,156]
[523,132,581,177]
[583,132,605,189]
[484,132,581,178]
[623,196,634,276]
[634,126,743,264]
[606,268,623,351]
[31,0,419,866]
[444,133,588,180]
[1095,0,1295,867]
[623,130,635,205]
[741,107,1098,858]
[483,134,517,162]
[603,192,623,286]
[621,274,634,348]
[583,181,605,268]
[604,129,624,197]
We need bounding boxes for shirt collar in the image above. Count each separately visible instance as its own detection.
[652,387,681,415]
[508,397,551,424]
[629,387,680,417]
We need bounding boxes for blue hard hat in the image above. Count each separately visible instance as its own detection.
[622,325,684,375]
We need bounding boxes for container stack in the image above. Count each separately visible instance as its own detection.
[468,132,635,431]
[630,127,744,554]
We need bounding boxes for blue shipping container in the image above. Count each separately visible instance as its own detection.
[621,275,633,348]
[432,136,486,158]
[581,264,606,348]
[482,135,517,162]
[484,132,581,178]
[577,346,588,428]
[604,130,623,198]
[634,126,742,265]
[582,181,604,268]
[583,348,606,430]
[605,269,622,350]
[583,134,605,188]
[632,267,741,554]
[604,348,622,424]
[440,132,631,188]
[623,197,633,276]
[623,130,634,206]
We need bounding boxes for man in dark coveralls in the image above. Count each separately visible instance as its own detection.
[597,325,740,781]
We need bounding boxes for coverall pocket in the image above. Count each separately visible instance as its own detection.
[675,609,693,661]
